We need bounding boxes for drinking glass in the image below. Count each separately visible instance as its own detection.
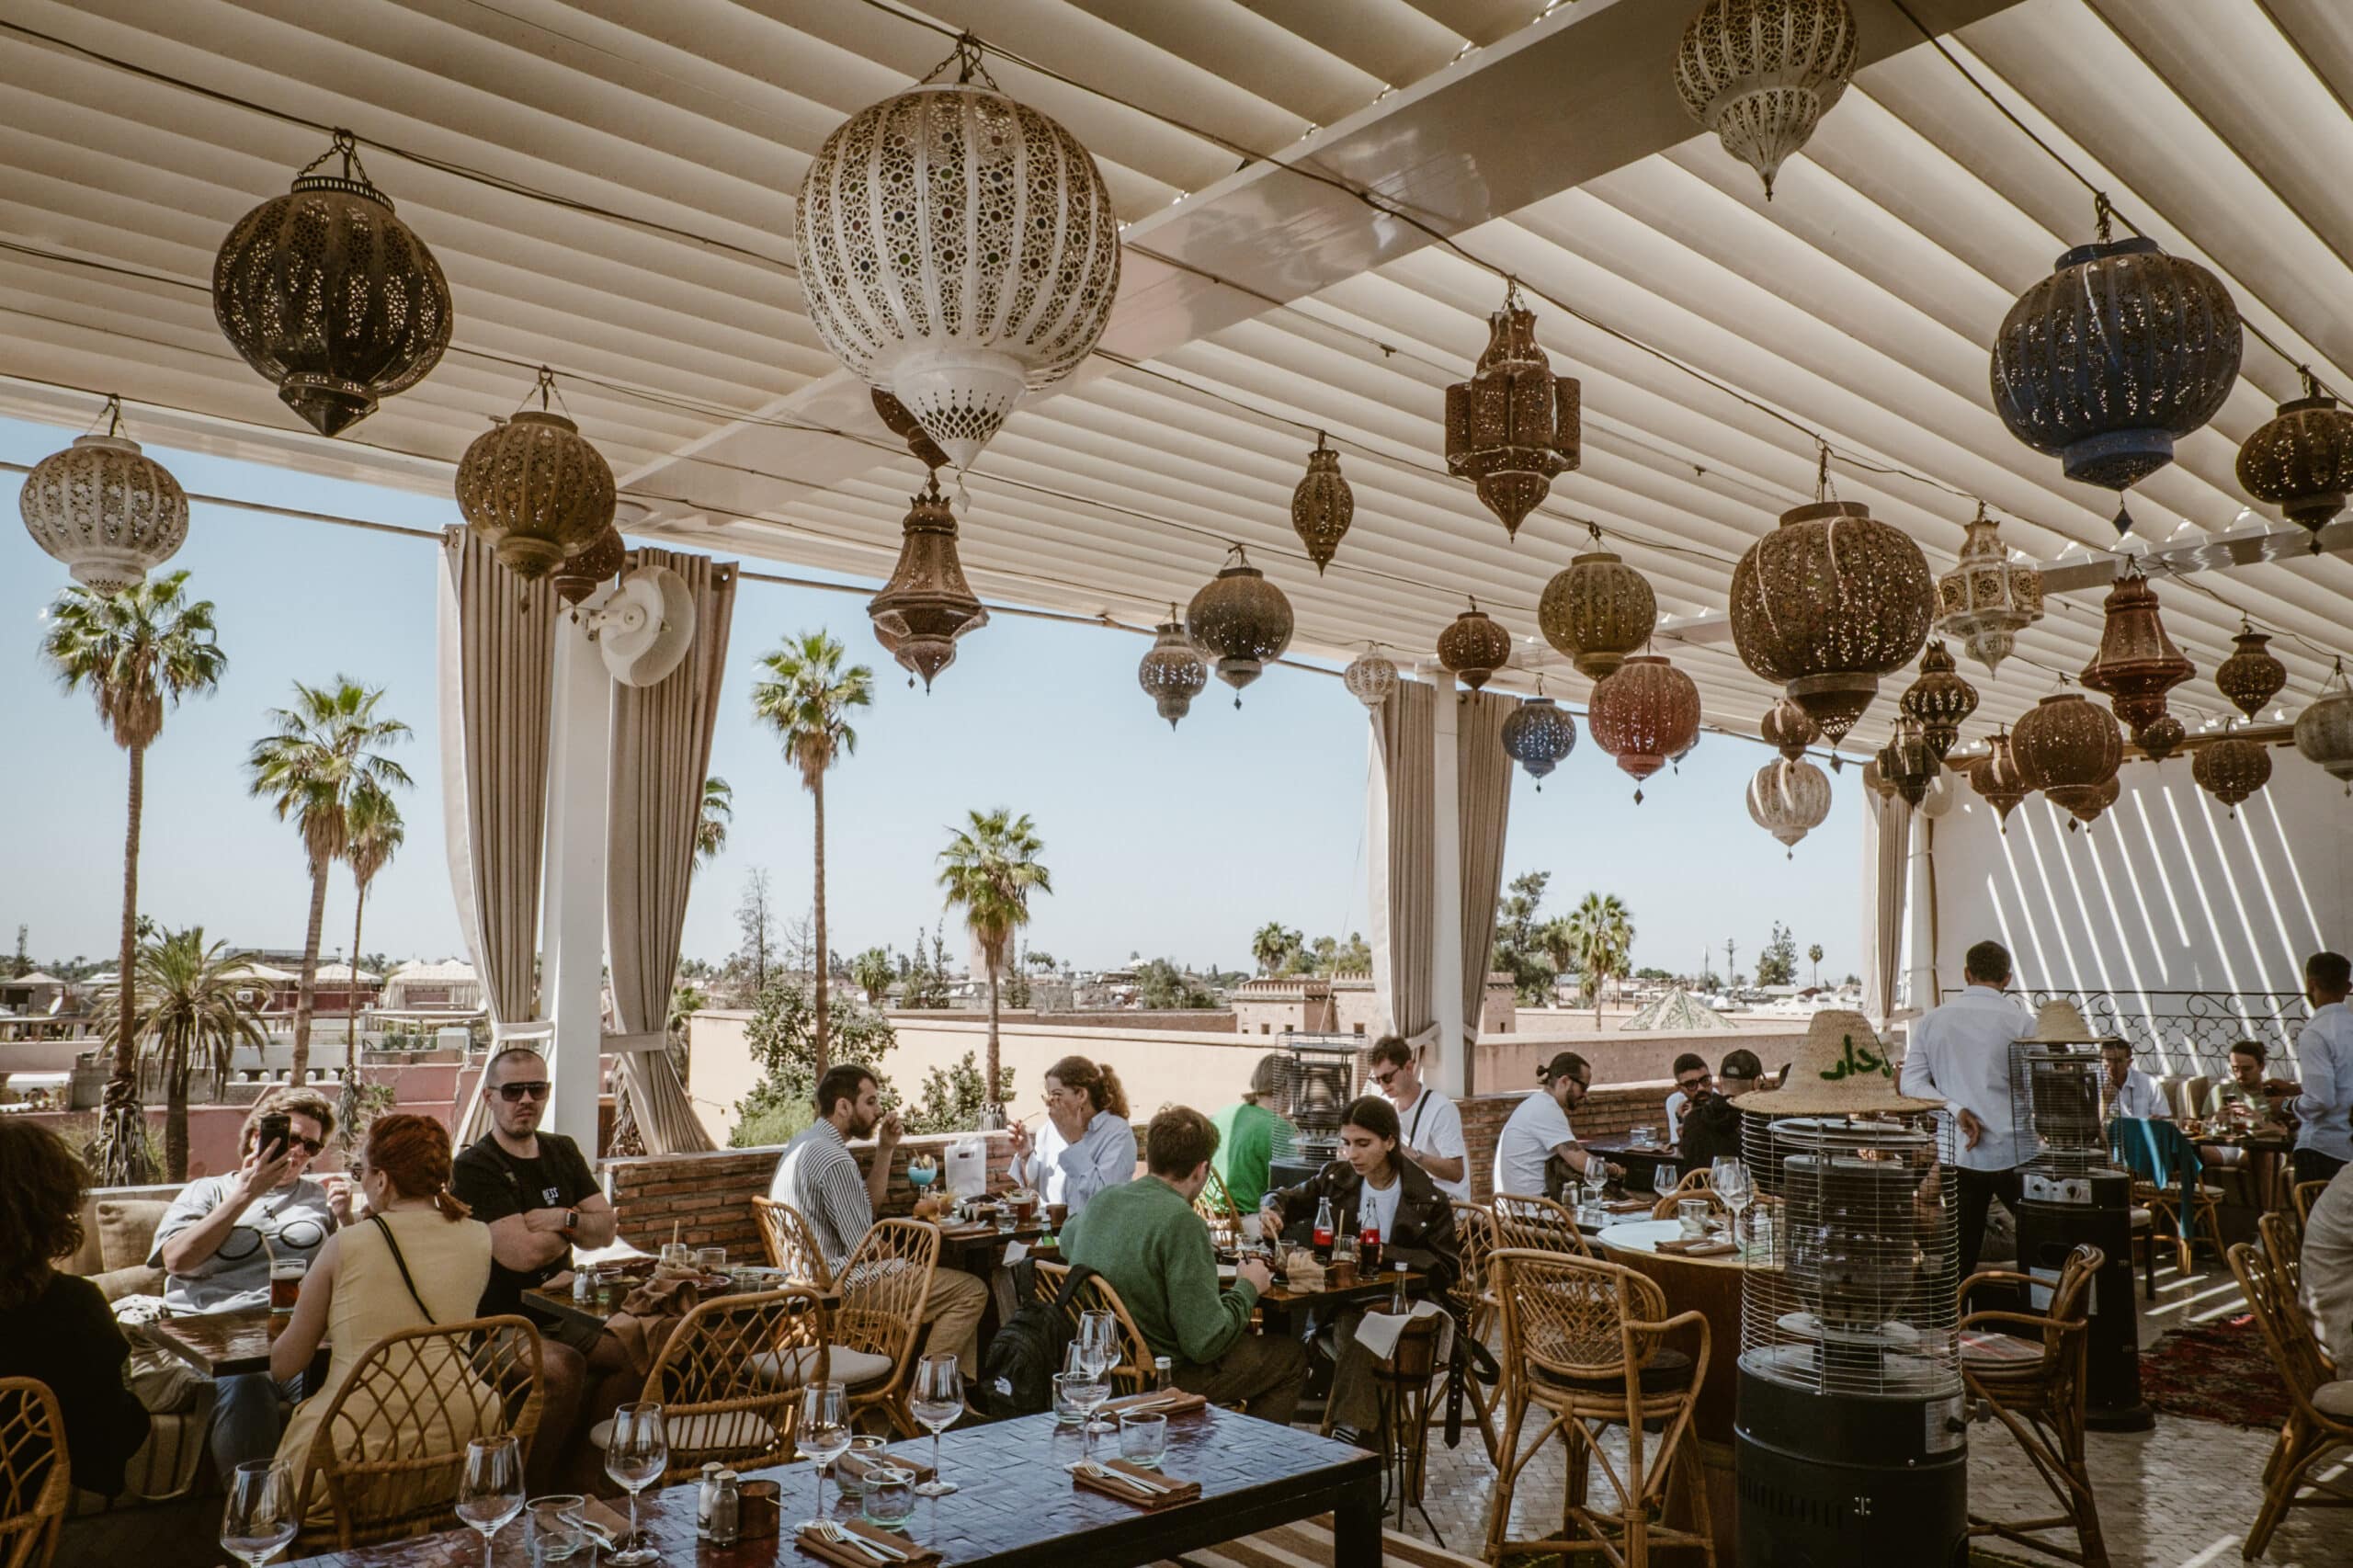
[1063,1369,1109,1460]
[908,1153,938,1193]
[221,1460,296,1568]
[861,1467,916,1531]
[1714,1162,1753,1252]
[603,1402,669,1566]
[799,1381,852,1528]
[1053,1348,1089,1426]
[456,1435,525,1568]
[1118,1412,1167,1471]
[907,1353,962,1496]
[696,1245,726,1276]
[529,1495,587,1563]
[1654,1165,1680,1205]
[660,1241,692,1268]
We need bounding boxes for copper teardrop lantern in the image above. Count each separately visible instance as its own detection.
[1934,505,2044,675]
[1539,549,1656,680]
[873,389,950,472]
[1444,288,1581,540]
[2237,373,2353,553]
[1760,698,1819,761]
[17,401,188,592]
[2068,772,2121,830]
[2135,712,2187,764]
[1674,0,1859,200]
[2293,659,2353,793]
[1899,641,1978,761]
[2078,565,2195,734]
[453,375,618,581]
[2010,691,2121,819]
[213,132,453,437]
[1185,547,1293,703]
[1137,612,1208,731]
[2216,624,2287,721]
[1437,600,1513,691]
[868,477,988,690]
[1588,654,1700,802]
[552,522,626,608]
[1875,718,1940,808]
[1747,756,1832,856]
[1343,645,1399,711]
[1968,731,2031,829]
[1290,436,1354,574]
[2193,731,2272,815]
[1502,693,1578,790]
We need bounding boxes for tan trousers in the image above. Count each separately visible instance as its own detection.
[920,1268,990,1376]
[1171,1332,1309,1426]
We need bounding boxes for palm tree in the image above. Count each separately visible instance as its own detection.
[1561,892,1635,1028]
[850,947,896,1007]
[115,926,267,1181]
[1251,922,1300,976]
[697,776,733,868]
[38,570,227,1183]
[938,809,1052,1123]
[749,633,873,1069]
[246,677,413,1085]
[1808,943,1824,989]
[341,780,405,1049]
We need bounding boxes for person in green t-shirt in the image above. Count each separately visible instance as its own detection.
[1211,1054,1298,1212]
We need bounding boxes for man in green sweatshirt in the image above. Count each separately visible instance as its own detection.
[1061,1105,1307,1423]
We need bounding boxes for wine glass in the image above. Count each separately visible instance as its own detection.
[221,1460,296,1568]
[799,1381,852,1528]
[1067,1367,1110,1461]
[1714,1161,1753,1252]
[907,1352,963,1496]
[603,1402,669,1566]
[457,1435,525,1568]
[1077,1309,1120,1435]
[1654,1164,1680,1207]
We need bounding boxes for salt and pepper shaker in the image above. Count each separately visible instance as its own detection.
[1153,1355,1173,1394]
[710,1469,742,1548]
[697,1460,722,1540]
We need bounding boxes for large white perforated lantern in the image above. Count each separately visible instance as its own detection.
[795,79,1121,472]
[19,426,189,592]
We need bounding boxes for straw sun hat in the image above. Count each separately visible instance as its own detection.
[1739,1008,1947,1117]
[2024,998,2110,1045]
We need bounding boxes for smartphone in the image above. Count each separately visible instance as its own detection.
[256,1112,291,1161]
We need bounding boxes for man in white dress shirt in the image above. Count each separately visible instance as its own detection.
[1364,1035,1470,1201]
[2099,1039,2174,1122]
[1898,939,2036,1283]
[2268,950,2353,1187]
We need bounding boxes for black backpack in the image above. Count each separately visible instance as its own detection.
[977,1258,1098,1419]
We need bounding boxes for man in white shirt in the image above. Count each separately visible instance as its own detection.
[2098,1040,2173,1122]
[2268,950,2353,1187]
[2300,1163,2353,1363]
[1494,1051,1622,1199]
[1898,938,2036,1282]
[1364,1035,1470,1201]
[1664,1053,1711,1145]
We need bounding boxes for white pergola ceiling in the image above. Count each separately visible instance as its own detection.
[4,0,2349,751]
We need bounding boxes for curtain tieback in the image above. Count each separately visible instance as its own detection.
[490,1018,555,1042]
[603,1031,669,1055]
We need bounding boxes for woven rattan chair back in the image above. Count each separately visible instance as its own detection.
[2258,1210,2304,1301]
[1032,1261,1154,1392]
[1449,1200,1494,1314]
[0,1379,66,1568]
[2231,1242,2338,1406]
[2292,1180,2326,1225]
[1650,1181,1730,1221]
[291,1314,545,1552]
[836,1219,939,1430]
[1192,1168,1244,1250]
[642,1287,828,1483]
[1492,1246,1672,1388]
[751,1198,835,1290]
[1491,1192,1593,1257]
[2230,1239,2352,1557]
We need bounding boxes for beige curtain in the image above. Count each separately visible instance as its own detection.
[1455,690,1515,1066]
[438,529,557,1141]
[1859,790,1913,1028]
[1369,680,1437,1046]
[606,548,737,1154]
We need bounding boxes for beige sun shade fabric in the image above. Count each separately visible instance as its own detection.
[1455,690,1514,1082]
[1369,679,1437,1049]
[438,528,557,1142]
[605,547,737,1154]
[1859,791,1913,1028]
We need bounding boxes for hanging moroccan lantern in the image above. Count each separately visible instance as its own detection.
[1437,600,1513,691]
[1859,756,1894,801]
[2134,712,2187,764]
[1934,505,2045,675]
[2010,691,2121,819]
[1875,718,1940,808]
[1290,435,1354,574]
[1443,288,1581,540]
[1899,641,1978,761]
[873,390,950,472]
[2192,731,2272,815]
[1343,645,1399,710]
[1967,731,2031,828]
[1185,547,1293,703]
[1538,549,1655,680]
[1989,199,2242,525]
[1674,0,1858,200]
[1587,654,1699,802]
[453,375,618,580]
[1136,613,1207,731]
[1746,756,1832,857]
[2067,772,2121,829]
[2216,625,2287,722]
[17,402,188,592]
[2077,565,2195,733]
[552,522,626,608]
[2236,373,2353,553]
[795,55,1120,471]
[1760,698,1819,761]
[1502,694,1578,790]
[867,477,988,690]
[1728,487,1933,743]
[212,132,453,437]
[2292,659,2353,792]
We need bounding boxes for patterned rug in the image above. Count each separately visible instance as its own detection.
[2137,1314,2292,1429]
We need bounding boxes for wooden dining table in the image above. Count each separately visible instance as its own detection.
[142,1306,285,1380]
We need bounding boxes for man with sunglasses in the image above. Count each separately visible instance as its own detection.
[1363,1035,1469,1201]
[1663,1053,1712,1145]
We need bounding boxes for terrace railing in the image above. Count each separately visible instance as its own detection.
[2021,988,2311,1080]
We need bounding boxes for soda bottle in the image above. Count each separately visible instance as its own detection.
[1312,1196,1336,1261]
[1358,1218,1382,1276]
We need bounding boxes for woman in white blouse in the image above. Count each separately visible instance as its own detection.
[1007,1055,1136,1218]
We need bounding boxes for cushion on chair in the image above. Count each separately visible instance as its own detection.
[2314,1381,2353,1419]
[1530,1346,1695,1395]
[749,1344,895,1389]
[2129,1208,2153,1230]
[1960,1330,2045,1368]
[97,1199,172,1271]
[590,1409,779,1451]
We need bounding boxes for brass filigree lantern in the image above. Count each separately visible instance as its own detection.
[2067,772,2120,830]
[2010,691,2120,819]
[1747,756,1832,856]
[552,522,625,608]
[212,132,453,437]
[453,373,618,580]
[1444,287,1581,540]
[1899,641,1978,761]
[1437,600,1513,691]
[2078,564,2195,734]
[1137,611,1207,731]
[2293,659,2353,793]
[1290,435,1354,574]
[1875,717,1940,808]
[1674,0,1859,200]
[1934,505,2044,675]
[1760,698,1819,761]
[1343,645,1399,711]
[1539,548,1655,680]
[1968,731,2031,829]
[1729,477,1934,743]
[2237,373,2353,553]
[869,477,988,690]
[2193,730,2272,815]
[2216,624,2287,721]
[1186,547,1293,703]
[1859,756,1894,801]
[1502,692,1578,790]
[873,389,950,472]
[17,400,188,592]
[1588,654,1699,802]
[2135,712,2187,764]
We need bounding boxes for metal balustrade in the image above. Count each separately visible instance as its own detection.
[2020,989,2311,1079]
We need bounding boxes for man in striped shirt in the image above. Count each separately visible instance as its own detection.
[769,1063,987,1372]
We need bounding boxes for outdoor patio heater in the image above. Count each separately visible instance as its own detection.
[1735,1113,1967,1567]
[2009,1041,2150,1429]
[1266,1034,1364,1174]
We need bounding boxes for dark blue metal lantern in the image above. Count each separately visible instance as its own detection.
[1502,693,1577,789]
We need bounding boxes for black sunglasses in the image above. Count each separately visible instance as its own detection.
[1677,1074,1712,1092]
[268,1133,325,1155]
[495,1080,552,1103]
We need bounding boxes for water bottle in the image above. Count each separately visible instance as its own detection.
[1312,1196,1336,1261]
[1153,1356,1173,1394]
[1389,1262,1410,1316]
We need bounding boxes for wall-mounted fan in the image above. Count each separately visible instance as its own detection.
[581,564,695,687]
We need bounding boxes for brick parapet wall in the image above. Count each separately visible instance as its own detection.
[1458,1083,1666,1200]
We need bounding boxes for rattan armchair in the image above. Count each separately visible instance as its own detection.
[1491,1192,1594,1257]
[1957,1244,2108,1567]
[1192,1167,1245,1252]
[1032,1260,1154,1393]
[288,1315,545,1554]
[0,1379,66,1568]
[751,1197,835,1290]
[630,1287,829,1484]
[2228,1240,2353,1559]
[2258,1210,2312,1316]
[2292,1180,2328,1225]
[836,1219,941,1435]
[1435,1199,1500,1462]
[1648,1175,1729,1221]
[1485,1248,1715,1568]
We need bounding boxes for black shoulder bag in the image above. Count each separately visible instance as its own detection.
[369,1214,438,1324]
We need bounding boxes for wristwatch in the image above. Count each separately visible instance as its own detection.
[562,1209,579,1237]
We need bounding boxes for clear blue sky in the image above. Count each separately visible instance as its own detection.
[1,413,1860,982]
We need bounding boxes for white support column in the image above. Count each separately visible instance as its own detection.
[540,618,610,1152]
[1904,813,1940,1018]
[1430,670,1466,1097]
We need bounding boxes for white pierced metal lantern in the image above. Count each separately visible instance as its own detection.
[1343,645,1399,711]
[1502,694,1577,790]
[1588,653,1700,802]
[453,377,618,581]
[1444,289,1580,540]
[2293,659,2353,793]
[1934,506,2044,676]
[1674,0,1859,200]
[1968,731,2030,829]
[2238,375,2353,553]
[18,406,188,592]
[1291,436,1354,574]
[1539,549,1655,680]
[1747,756,1831,856]
[212,133,452,437]
[869,477,988,690]
[1186,547,1293,703]
[795,62,1120,472]
[1137,612,1208,731]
